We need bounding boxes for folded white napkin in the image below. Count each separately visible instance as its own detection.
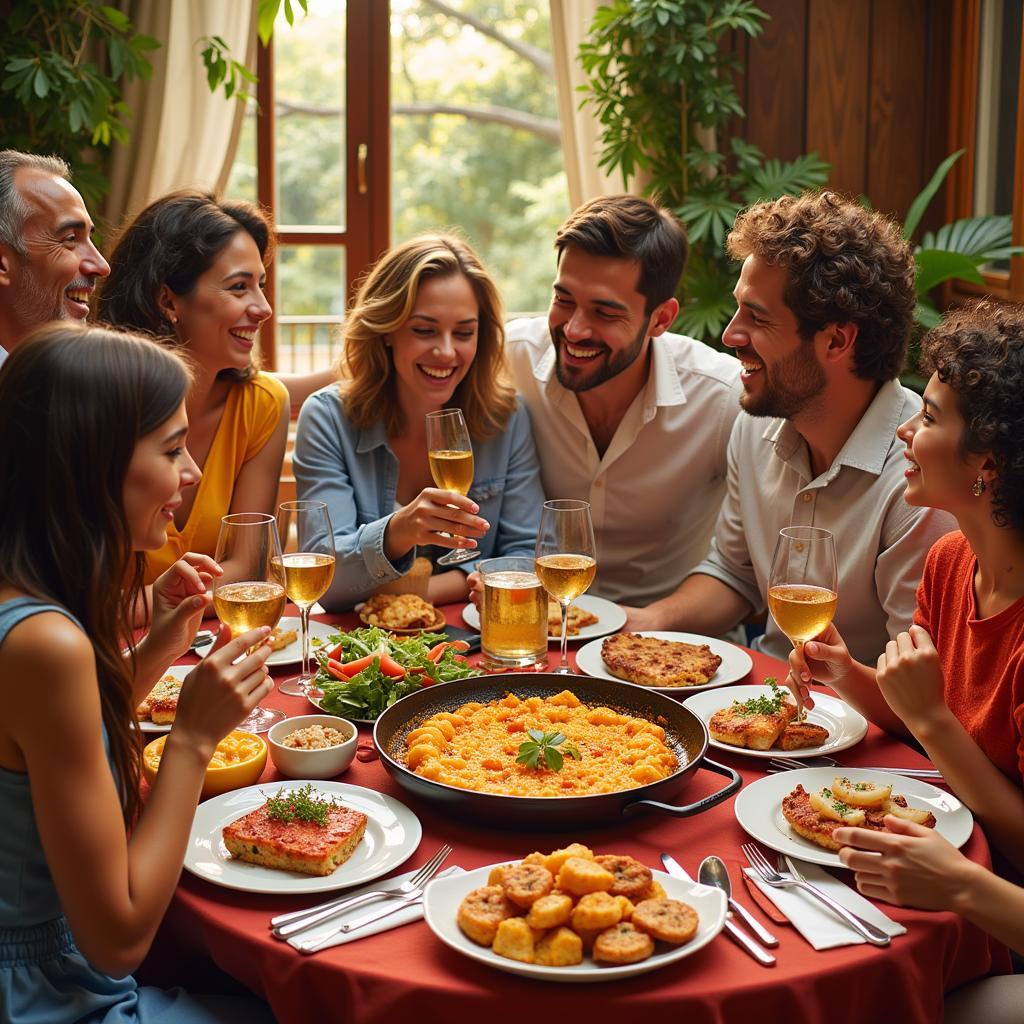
[743,859,906,950]
[286,865,464,951]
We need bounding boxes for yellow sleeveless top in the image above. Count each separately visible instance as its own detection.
[144,372,288,584]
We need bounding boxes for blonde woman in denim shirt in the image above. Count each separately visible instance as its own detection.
[294,234,543,610]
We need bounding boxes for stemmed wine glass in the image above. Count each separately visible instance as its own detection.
[767,526,838,718]
[425,408,478,566]
[213,512,288,733]
[535,499,597,675]
[274,500,336,698]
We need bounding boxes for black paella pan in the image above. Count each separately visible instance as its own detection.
[372,673,741,830]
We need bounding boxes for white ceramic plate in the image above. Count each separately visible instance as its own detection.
[423,863,726,982]
[138,664,191,734]
[681,686,868,759]
[194,617,338,667]
[462,594,627,643]
[734,767,974,868]
[184,781,422,894]
[575,631,754,694]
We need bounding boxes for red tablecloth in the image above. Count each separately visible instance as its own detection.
[140,606,1007,1023]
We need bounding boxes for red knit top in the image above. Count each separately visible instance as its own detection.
[914,531,1024,785]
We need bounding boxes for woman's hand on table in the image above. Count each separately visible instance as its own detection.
[875,625,952,735]
[148,553,223,660]
[384,489,489,561]
[173,626,274,758]
[834,815,976,911]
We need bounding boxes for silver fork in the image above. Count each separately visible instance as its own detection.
[292,847,453,953]
[271,844,452,940]
[767,755,943,779]
[742,843,890,947]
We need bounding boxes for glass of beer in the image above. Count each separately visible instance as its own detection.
[274,500,337,698]
[478,557,548,671]
[768,526,838,716]
[535,499,597,675]
[425,408,478,566]
[213,512,288,732]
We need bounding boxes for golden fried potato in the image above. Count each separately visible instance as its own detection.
[570,891,622,931]
[501,864,554,908]
[556,856,615,896]
[533,927,583,967]
[491,917,539,963]
[521,851,547,867]
[614,895,635,921]
[526,892,574,930]
[595,854,653,900]
[542,843,593,876]
[487,865,509,887]
[631,898,699,945]
[456,886,517,946]
[637,878,667,901]
[592,922,655,964]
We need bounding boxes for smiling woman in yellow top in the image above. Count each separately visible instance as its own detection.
[98,191,289,585]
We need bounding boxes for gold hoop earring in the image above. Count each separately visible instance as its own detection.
[972,475,986,497]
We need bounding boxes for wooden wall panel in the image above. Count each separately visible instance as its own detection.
[745,0,808,162]
[867,0,927,219]
[806,0,870,197]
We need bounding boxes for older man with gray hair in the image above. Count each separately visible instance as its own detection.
[0,150,109,366]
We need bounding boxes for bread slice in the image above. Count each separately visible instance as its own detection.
[600,633,722,687]
[708,700,797,750]
[223,802,368,876]
[137,674,182,723]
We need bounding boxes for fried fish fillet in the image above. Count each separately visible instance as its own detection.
[778,721,831,750]
[600,633,722,687]
[708,700,798,750]
[781,784,936,851]
[268,626,298,651]
[547,600,599,636]
[361,593,439,630]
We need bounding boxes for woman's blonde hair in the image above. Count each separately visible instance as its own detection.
[340,233,515,438]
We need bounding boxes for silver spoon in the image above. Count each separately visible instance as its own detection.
[698,855,779,947]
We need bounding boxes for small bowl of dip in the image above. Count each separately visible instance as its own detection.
[267,714,359,779]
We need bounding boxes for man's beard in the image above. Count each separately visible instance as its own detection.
[552,321,647,393]
[741,342,826,419]
[12,264,67,331]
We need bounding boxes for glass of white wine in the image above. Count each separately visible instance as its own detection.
[535,499,597,675]
[425,408,478,566]
[213,512,288,733]
[274,500,336,698]
[768,526,838,717]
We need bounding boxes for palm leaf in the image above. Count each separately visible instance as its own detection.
[903,149,964,240]
[920,214,1024,263]
[740,152,830,206]
[677,256,736,344]
[915,248,985,294]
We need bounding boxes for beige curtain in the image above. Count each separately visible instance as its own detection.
[102,0,257,231]
[550,0,633,208]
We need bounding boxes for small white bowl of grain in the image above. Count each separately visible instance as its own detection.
[267,714,358,779]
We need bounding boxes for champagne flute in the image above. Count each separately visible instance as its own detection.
[426,408,478,566]
[274,500,336,698]
[213,512,288,733]
[535,499,597,675]
[767,526,838,720]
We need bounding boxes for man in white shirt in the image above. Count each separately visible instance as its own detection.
[630,191,955,664]
[505,195,742,605]
[0,150,109,367]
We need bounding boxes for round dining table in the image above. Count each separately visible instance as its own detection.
[139,604,1009,1023]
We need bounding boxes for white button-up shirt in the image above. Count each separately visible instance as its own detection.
[506,316,742,605]
[691,379,956,664]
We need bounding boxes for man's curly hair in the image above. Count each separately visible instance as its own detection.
[727,191,916,382]
[919,300,1024,532]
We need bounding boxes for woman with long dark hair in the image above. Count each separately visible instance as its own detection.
[0,324,275,1021]
[98,190,289,586]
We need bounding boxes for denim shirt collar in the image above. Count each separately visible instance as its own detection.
[356,417,393,456]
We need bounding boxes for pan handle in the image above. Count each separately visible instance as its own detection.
[622,758,742,818]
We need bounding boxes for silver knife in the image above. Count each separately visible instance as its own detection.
[660,853,776,967]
